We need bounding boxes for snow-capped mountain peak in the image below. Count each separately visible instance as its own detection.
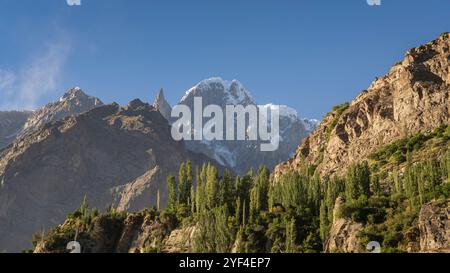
[20,87,104,136]
[181,77,255,105]
[259,104,299,121]
[59,87,102,106]
[177,77,318,174]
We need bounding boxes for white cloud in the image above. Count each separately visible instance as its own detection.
[0,69,16,92]
[0,39,71,110]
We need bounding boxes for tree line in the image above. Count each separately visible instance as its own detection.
[164,148,449,253]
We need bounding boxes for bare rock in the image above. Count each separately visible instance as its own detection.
[325,197,363,253]
[275,33,450,180]
[419,200,450,252]
[0,99,216,252]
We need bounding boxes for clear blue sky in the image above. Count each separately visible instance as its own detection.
[0,0,449,119]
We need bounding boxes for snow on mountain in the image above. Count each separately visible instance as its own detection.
[20,87,104,136]
[180,77,255,106]
[301,118,319,133]
[174,77,317,174]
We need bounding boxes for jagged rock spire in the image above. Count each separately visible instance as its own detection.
[152,88,172,121]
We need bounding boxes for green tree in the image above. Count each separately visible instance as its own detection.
[345,162,371,200]
[195,164,207,214]
[186,161,193,204]
[156,189,161,211]
[205,163,219,209]
[319,201,329,242]
[220,169,234,211]
[178,162,188,205]
[167,175,178,211]
[285,218,297,253]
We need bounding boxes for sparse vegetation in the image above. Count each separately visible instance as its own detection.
[325,102,350,140]
[33,126,449,253]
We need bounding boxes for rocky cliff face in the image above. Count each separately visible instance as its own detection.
[0,111,31,150]
[33,210,198,253]
[0,99,216,252]
[276,33,450,179]
[177,77,317,175]
[419,200,449,252]
[324,197,363,253]
[325,199,450,253]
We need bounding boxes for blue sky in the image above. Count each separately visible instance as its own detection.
[0,0,449,119]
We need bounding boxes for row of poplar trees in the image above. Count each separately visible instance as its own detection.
[163,150,450,253]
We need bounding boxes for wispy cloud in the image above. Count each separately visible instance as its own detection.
[0,38,71,110]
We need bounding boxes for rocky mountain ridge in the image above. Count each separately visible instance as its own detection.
[275,32,450,179]
[0,87,103,150]
[157,77,318,174]
[0,98,217,252]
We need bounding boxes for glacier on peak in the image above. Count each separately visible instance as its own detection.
[180,77,255,105]
[172,77,318,174]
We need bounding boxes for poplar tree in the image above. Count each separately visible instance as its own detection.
[285,218,297,253]
[156,189,160,211]
[220,169,234,211]
[178,162,188,205]
[167,175,177,211]
[345,162,371,200]
[186,161,193,204]
[190,186,196,215]
[196,164,207,214]
[205,163,219,209]
[319,201,329,242]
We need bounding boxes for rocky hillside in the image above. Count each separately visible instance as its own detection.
[0,99,217,252]
[276,32,450,179]
[9,34,450,254]
[324,197,363,253]
[325,198,449,253]
[418,200,449,252]
[0,111,31,149]
[172,77,317,175]
[33,183,449,253]
[33,208,198,253]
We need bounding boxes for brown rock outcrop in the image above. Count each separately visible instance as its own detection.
[275,33,450,179]
[0,99,216,252]
[419,200,449,252]
[324,197,363,253]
